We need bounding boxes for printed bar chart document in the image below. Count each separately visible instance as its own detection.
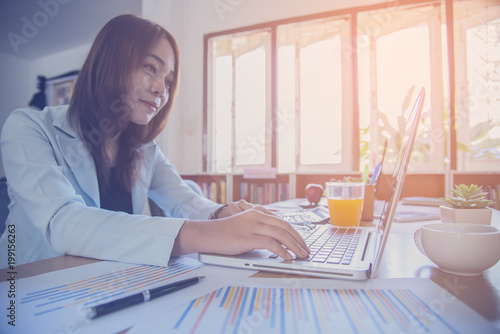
[0,256,256,334]
[129,277,500,334]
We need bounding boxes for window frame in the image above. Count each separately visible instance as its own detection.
[203,9,359,173]
[277,14,356,173]
[202,0,499,174]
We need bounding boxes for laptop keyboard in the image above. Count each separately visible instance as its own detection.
[269,227,361,265]
[270,226,361,265]
[305,227,361,264]
[275,209,361,265]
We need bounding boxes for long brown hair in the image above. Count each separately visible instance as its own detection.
[68,15,180,191]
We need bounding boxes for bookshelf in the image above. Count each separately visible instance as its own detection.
[180,172,499,208]
[233,174,290,205]
[181,173,291,205]
[181,174,228,204]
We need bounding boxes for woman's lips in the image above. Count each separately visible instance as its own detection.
[140,100,158,112]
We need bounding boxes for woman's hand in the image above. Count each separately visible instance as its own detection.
[172,201,310,260]
[216,200,270,219]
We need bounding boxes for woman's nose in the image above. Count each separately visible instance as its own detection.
[151,77,167,96]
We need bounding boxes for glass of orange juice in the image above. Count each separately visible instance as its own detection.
[326,182,365,227]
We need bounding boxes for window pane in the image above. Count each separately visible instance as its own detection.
[377,26,431,167]
[214,56,232,173]
[455,2,500,170]
[300,38,342,165]
[208,30,271,173]
[358,4,442,173]
[277,45,296,173]
[235,47,266,166]
[277,17,347,172]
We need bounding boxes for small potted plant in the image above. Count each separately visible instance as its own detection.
[440,184,495,224]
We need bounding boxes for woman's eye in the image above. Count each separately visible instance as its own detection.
[145,64,156,74]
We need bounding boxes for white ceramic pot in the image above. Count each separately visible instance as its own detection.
[439,205,492,225]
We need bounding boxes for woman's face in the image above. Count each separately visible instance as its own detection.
[127,37,175,125]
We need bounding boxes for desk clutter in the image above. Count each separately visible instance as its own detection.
[401,196,446,207]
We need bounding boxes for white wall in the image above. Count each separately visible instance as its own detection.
[30,44,90,80]
[142,0,185,169]
[0,45,90,178]
[0,53,31,177]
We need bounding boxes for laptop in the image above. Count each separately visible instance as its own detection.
[199,87,426,280]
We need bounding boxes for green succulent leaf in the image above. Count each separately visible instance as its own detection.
[443,184,495,209]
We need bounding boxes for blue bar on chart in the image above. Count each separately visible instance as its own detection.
[19,261,201,317]
[172,285,459,334]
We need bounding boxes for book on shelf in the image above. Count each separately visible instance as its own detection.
[199,180,227,204]
[239,182,289,205]
[220,181,227,205]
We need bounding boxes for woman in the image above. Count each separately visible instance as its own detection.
[0,15,309,268]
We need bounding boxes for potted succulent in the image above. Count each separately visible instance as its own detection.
[440,184,495,224]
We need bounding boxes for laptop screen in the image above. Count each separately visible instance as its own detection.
[372,87,426,273]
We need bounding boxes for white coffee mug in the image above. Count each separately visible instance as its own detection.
[414,223,500,276]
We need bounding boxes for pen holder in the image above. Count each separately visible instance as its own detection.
[361,184,375,220]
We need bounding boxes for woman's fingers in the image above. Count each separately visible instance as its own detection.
[252,220,309,259]
[220,200,277,219]
[233,204,309,251]
[202,202,311,260]
[250,204,278,217]
[176,208,309,259]
[245,235,293,260]
[252,210,310,255]
[236,199,254,211]
[227,209,309,259]
[216,200,254,218]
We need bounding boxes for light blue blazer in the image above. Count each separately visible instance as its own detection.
[0,106,220,268]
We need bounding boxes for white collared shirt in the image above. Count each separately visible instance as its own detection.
[0,106,219,267]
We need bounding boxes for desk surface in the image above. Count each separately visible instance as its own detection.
[1,202,499,331]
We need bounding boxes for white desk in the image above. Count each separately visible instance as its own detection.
[1,201,499,332]
[262,199,500,330]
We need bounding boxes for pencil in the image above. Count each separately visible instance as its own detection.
[86,276,205,319]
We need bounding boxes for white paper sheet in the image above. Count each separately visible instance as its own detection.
[0,256,257,334]
[128,277,499,334]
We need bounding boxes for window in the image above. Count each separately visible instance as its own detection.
[357,3,446,173]
[204,0,500,175]
[454,1,500,171]
[207,30,271,173]
[277,17,351,173]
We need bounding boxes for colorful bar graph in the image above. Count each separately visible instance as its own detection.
[172,285,459,334]
[20,261,200,317]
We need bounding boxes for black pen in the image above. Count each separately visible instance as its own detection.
[86,276,205,319]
